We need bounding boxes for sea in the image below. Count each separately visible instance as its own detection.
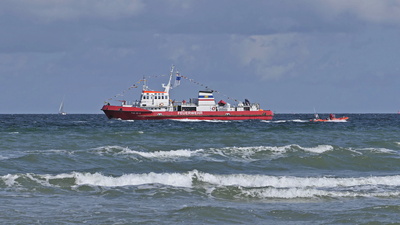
[1,113,400,224]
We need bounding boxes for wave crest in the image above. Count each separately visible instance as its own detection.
[3,171,400,199]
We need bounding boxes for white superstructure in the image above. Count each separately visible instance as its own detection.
[120,66,261,112]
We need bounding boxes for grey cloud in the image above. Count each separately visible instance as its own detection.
[0,0,145,21]
[0,0,399,113]
[315,0,400,24]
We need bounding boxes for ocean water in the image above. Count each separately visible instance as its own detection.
[1,113,400,224]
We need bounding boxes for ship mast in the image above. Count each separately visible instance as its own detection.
[142,76,148,91]
[162,65,175,94]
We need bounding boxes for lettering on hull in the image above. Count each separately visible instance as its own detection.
[177,111,204,115]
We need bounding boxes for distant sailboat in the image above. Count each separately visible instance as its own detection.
[59,97,67,115]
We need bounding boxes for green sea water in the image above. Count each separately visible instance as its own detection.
[1,113,400,224]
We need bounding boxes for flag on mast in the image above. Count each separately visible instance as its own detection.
[173,72,181,88]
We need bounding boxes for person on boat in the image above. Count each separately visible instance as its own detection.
[329,114,335,120]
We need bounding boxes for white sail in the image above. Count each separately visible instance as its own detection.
[59,97,67,115]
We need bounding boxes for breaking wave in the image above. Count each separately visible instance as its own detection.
[2,171,400,199]
[93,146,202,159]
[212,144,334,155]
[237,187,400,199]
[91,144,399,161]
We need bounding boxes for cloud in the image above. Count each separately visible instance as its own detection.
[316,0,400,24]
[143,0,400,36]
[0,0,145,21]
[230,34,309,80]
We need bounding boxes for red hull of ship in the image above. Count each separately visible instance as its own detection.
[101,105,273,120]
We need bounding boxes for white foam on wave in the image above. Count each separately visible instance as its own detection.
[26,173,53,187]
[325,119,347,123]
[27,149,73,155]
[1,174,19,186]
[196,172,400,198]
[240,187,400,199]
[4,171,400,199]
[193,171,400,188]
[292,119,308,123]
[10,171,163,188]
[300,145,334,153]
[262,119,309,123]
[170,119,202,122]
[241,187,331,199]
[171,119,231,123]
[215,144,334,158]
[272,120,287,123]
[207,145,295,161]
[121,148,202,158]
[93,145,201,159]
[72,121,88,123]
[71,172,193,188]
[363,147,396,154]
[1,172,192,188]
[93,144,336,163]
[347,147,398,155]
[203,120,232,123]
[93,145,128,154]
[217,145,293,155]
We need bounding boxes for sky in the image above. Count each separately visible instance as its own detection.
[1,0,399,114]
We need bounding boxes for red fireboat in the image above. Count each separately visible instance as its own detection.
[101,66,273,121]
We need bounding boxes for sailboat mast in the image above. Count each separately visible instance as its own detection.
[59,95,67,115]
[59,96,64,112]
